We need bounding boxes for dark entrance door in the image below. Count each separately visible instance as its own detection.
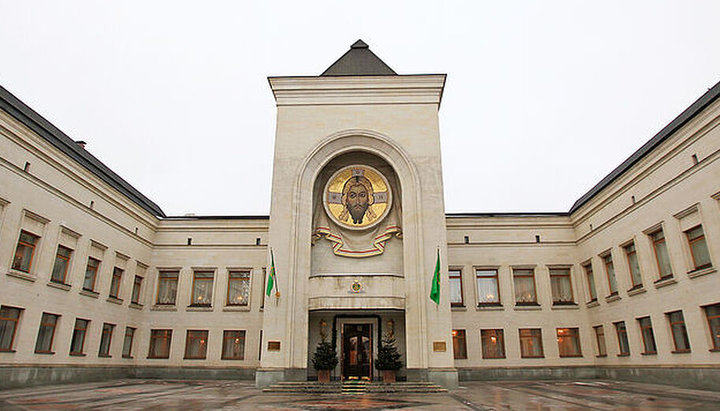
[342,323,372,380]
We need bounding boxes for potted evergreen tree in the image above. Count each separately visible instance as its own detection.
[375,334,402,383]
[312,337,338,383]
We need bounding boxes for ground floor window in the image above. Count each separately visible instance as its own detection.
[452,329,467,359]
[122,327,136,358]
[70,319,89,355]
[222,330,246,360]
[704,303,720,351]
[481,329,505,359]
[519,328,543,358]
[593,325,607,357]
[667,311,691,353]
[0,306,22,351]
[149,329,172,359]
[556,328,581,357]
[184,330,209,359]
[614,321,630,356]
[35,313,59,353]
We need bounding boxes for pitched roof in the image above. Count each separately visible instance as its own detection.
[321,40,397,76]
[0,85,166,218]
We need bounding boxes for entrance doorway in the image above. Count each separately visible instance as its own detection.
[342,323,372,380]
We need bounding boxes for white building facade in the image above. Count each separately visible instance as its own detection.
[0,41,719,390]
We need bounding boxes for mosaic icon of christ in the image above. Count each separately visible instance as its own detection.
[339,173,378,224]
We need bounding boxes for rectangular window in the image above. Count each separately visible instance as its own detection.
[98,323,115,357]
[191,271,214,306]
[623,243,642,288]
[513,269,537,305]
[476,269,500,305]
[519,328,544,358]
[667,311,691,352]
[594,325,607,356]
[69,319,89,355]
[481,329,505,359]
[51,245,73,284]
[122,327,136,358]
[638,317,657,354]
[556,328,582,357]
[83,257,101,291]
[686,225,712,270]
[227,270,250,306]
[156,271,179,305]
[131,276,143,304]
[0,306,22,351]
[222,330,246,360]
[109,267,123,299]
[148,329,172,359]
[650,229,673,279]
[602,254,618,295]
[550,268,574,305]
[35,313,59,353]
[451,329,467,359]
[12,230,39,273]
[448,269,464,307]
[584,263,597,301]
[614,321,630,355]
[184,330,209,359]
[703,303,720,351]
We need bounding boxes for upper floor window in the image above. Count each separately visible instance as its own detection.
[685,225,712,271]
[156,271,179,305]
[109,267,123,299]
[227,270,250,306]
[0,306,22,351]
[583,263,597,302]
[83,257,101,292]
[12,230,39,273]
[649,229,673,279]
[131,276,143,305]
[602,253,618,295]
[191,271,214,306]
[448,269,464,307]
[512,268,537,305]
[476,269,500,306]
[550,268,574,305]
[51,245,73,284]
[623,242,642,288]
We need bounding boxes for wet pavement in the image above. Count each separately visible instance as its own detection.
[0,379,718,410]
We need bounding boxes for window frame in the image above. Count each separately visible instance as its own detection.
[69,318,89,356]
[0,306,23,352]
[98,323,115,357]
[614,321,630,356]
[593,325,607,357]
[221,330,246,360]
[601,253,618,295]
[109,267,123,299]
[556,327,582,357]
[448,268,465,307]
[122,327,136,358]
[685,225,712,271]
[512,268,538,306]
[51,245,73,284]
[451,329,467,359]
[131,275,143,305]
[480,329,506,359]
[12,230,40,273]
[667,310,691,353]
[519,328,544,358]
[549,267,575,305]
[226,270,251,307]
[649,229,673,280]
[703,303,720,351]
[83,257,101,292]
[475,268,501,306]
[190,271,214,307]
[637,316,657,355]
[34,312,59,354]
[583,262,597,302]
[148,329,173,359]
[623,242,642,288]
[184,330,209,359]
[155,270,179,305]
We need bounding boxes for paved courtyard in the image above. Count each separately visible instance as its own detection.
[0,379,718,410]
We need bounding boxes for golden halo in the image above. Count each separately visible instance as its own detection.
[323,165,392,230]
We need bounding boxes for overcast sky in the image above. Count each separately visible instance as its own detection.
[2,1,719,216]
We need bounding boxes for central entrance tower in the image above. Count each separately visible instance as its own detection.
[257,41,456,388]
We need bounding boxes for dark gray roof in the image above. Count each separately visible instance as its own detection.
[446,212,569,218]
[321,40,397,76]
[0,85,166,218]
[569,79,720,213]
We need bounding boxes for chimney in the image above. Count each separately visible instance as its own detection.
[75,140,87,149]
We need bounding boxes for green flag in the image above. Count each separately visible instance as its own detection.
[430,250,440,304]
[266,249,279,298]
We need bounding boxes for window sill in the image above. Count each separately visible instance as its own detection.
[476,304,504,311]
[129,302,143,310]
[520,356,545,359]
[7,270,36,282]
[183,357,208,360]
[98,354,111,358]
[605,294,621,303]
[627,286,646,297]
[79,289,99,299]
[687,266,716,279]
[551,304,579,311]
[151,305,177,312]
[559,355,583,358]
[481,356,506,360]
[106,297,123,305]
[450,305,467,312]
[69,353,86,357]
[596,354,607,358]
[221,357,245,361]
[0,349,17,353]
[34,351,55,355]
[671,350,691,354]
[515,302,540,306]
[223,305,251,312]
[654,275,676,289]
[617,353,630,357]
[187,305,213,312]
[641,352,657,356]
[709,348,720,353]
[147,356,170,359]
[47,281,71,291]
[122,355,134,359]
[586,300,600,308]
[514,304,542,311]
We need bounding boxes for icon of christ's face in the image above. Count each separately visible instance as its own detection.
[346,183,369,224]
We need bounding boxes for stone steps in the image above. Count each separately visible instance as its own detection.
[262,381,447,394]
